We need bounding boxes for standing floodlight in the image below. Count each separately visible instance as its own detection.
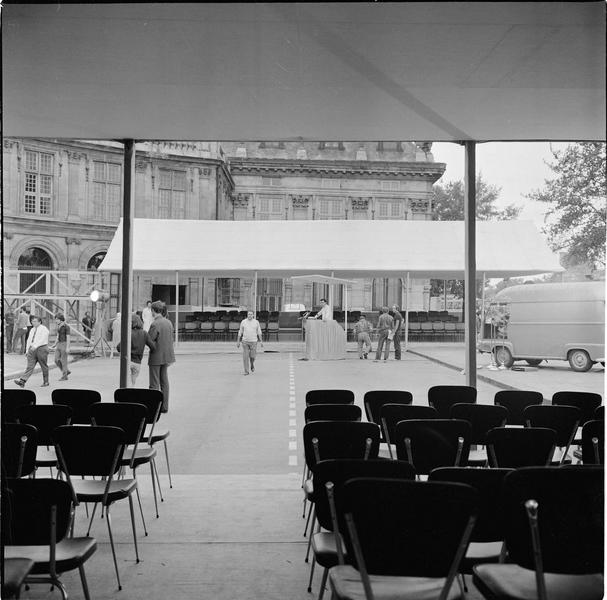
[88,290,112,357]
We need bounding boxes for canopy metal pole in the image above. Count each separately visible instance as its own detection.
[480,272,486,342]
[119,139,135,389]
[344,283,348,345]
[404,273,410,351]
[253,271,258,317]
[464,141,477,386]
[175,270,179,345]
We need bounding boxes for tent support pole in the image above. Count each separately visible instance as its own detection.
[404,274,410,351]
[253,271,258,317]
[175,270,179,345]
[119,139,135,389]
[464,141,477,387]
[344,283,348,346]
[480,272,486,343]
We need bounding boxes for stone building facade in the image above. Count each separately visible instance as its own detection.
[2,138,445,317]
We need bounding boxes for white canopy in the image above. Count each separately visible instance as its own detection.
[98,219,563,279]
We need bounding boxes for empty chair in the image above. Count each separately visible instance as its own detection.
[408,321,421,340]
[394,419,472,474]
[305,404,362,423]
[523,404,580,464]
[3,478,97,600]
[552,391,602,425]
[2,389,36,423]
[595,405,604,420]
[486,427,556,468]
[432,321,445,341]
[329,478,478,600]
[380,404,438,458]
[51,389,102,424]
[494,390,543,426]
[428,385,477,419]
[306,390,355,406]
[473,466,604,600]
[1,423,38,478]
[581,420,604,465]
[363,390,413,428]
[267,319,280,341]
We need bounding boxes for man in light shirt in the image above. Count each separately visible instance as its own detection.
[14,315,50,387]
[237,310,263,375]
[312,298,333,321]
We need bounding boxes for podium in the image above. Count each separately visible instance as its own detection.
[304,319,346,360]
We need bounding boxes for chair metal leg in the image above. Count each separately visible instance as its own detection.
[128,494,140,563]
[105,507,122,590]
[152,457,164,502]
[163,439,173,488]
[86,502,99,536]
[150,461,160,518]
[305,511,318,563]
[317,567,329,600]
[78,564,92,600]
[307,555,316,593]
[133,469,148,536]
[304,501,314,536]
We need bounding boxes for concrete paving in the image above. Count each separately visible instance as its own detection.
[3,342,602,600]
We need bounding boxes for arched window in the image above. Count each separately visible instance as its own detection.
[18,247,53,293]
[87,252,107,271]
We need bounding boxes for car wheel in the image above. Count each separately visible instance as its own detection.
[568,349,593,372]
[494,346,514,368]
[525,359,543,367]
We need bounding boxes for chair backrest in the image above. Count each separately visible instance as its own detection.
[17,404,73,445]
[363,390,412,425]
[305,389,355,406]
[304,404,361,424]
[1,423,38,478]
[312,459,416,531]
[302,421,380,469]
[1,389,36,423]
[486,427,556,468]
[53,425,126,477]
[501,466,603,574]
[114,388,163,424]
[450,403,508,445]
[523,404,581,447]
[340,478,478,577]
[380,404,437,445]
[51,389,102,424]
[494,390,543,425]
[552,391,602,425]
[429,467,513,543]
[90,402,147,445]
[428,385,477,419]
[594,405,604,420]
[394,419,472,474]
[581,420,604,465]
[2,478,73,546]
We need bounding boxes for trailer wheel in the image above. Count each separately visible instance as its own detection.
[525,359,543,367]
[568,349,593,372]
[494,346,514,368]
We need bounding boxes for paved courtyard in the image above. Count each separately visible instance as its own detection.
[2,343,603,599]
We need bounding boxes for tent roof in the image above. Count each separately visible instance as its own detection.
[98,219,563,279]
[291,275,356,285]
[3,2,604,141]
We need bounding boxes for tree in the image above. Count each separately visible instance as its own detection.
[526,143,606,268]
[431,173,521,221]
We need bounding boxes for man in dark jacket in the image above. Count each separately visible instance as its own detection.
[391,304,404,360]
[147,301,175,413]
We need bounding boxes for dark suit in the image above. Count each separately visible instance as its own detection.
[147,315,175,411]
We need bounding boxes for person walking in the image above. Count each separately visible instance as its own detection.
[117,313,155,385]
[12,307,30,354]
[147,301,175,412]
[142,300,154,332]
[374,306,394,362]
[13,315,50,387]
[82,311,95,344]
[237,310,263,375]
[4,311,15,353]
[353,314,373,359]
[391,304,404,360]
[50,313,71,381]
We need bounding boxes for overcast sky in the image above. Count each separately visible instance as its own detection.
[431,142,571,228]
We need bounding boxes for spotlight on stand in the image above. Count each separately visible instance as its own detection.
[90,289,110,303]
[88,290,112,357]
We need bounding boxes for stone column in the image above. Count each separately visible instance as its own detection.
[67,151,83,220]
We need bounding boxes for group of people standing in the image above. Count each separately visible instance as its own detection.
[353,304,403,362]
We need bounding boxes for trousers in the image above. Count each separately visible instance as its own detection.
[13,328,27,354]
[149,364,170,411]
[22,346,49,382]
[375,331,391,361]
[242,341,257,373]
[357,332,372,358]
[55,342,69,376]
[393,329,402,359]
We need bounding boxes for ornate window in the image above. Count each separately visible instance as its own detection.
[158,169,186,219]
[377,199,403,220]
[87,252,107,271]
[24,150,54,216]
[318,197,344,220]
[380,180,401,192]
[216,278,240,306]
[91,160,122,222]
[18,247,53,294]
[256,195,284,220]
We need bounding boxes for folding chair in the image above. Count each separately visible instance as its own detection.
[2,389,36,423]
[473,467,604,600]
[51,389,102,424]
[1,423,38,478]
[394,419,472,475]
[308,459,415,600]
[329,478,478,600]
[305,389,355,406]
[552,391,602,425]
[486,427,556,468]
[494,390,543,426]
[53,425,140,590]
[581,420,604,465]
[428,385,477,419]
[363,390,413,431]
[305,404,362,423]
[380,404,438,459]
[2,478,97,600]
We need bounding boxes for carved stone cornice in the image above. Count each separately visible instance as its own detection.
[3,139,17,150]
[65,237,82,245]
[3,232,14,240]
[135,161,149,173]
[232,193,250,208]
[67,151,86,162]
[350,197,371,210]
[290,194,311,207]
[409,199,430,213]
[199,167,212,178]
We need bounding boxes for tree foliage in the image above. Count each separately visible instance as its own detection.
[526,143,606,267]
[431,173,521,221]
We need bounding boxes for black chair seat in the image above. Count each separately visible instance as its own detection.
[311,532,347,567]
[35,446,57,467]
[2,558,34,598]
[329,565,462,600]
[473,564,603,600]
[5,538,97,575]
[122,445,157,468]
[71,478,137,503]
[142,424,170,443]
